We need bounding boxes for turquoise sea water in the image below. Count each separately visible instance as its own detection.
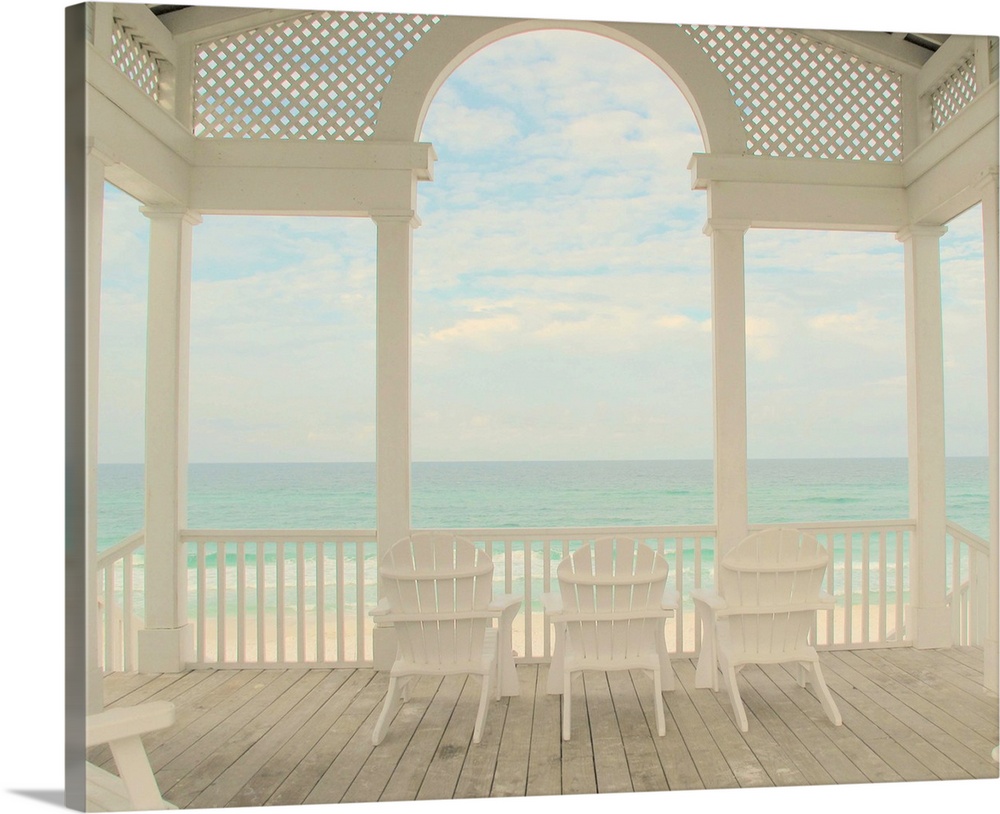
[96,457,992,551]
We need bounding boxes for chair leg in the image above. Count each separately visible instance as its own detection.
[107,736,167,811]
[562,670,572,741]
[806,660,842,726]
[473,672,492,744]
[657,634,675,692]
[653,668,666,736]
[720,659,748,732]
[372,675,404,746]
[694,615,719,691]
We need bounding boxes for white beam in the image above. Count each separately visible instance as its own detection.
[137,207,200,673]
[690,154,908,231]
[899,224,951,649]
[978,171,999,692]
[707,218,750,558]
[372,210,418,669]
[85,146,114,713]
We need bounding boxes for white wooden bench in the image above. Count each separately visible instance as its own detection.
[86,700,176,811]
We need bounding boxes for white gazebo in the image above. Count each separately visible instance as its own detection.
[68,2,999,807]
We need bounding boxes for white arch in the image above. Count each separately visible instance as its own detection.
[375,16,746,154]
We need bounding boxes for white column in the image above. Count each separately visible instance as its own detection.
[898,224,951,649]
[84,146,114,713]
[707,219,751,558]
[978,172,999,692]
[137,206,200,672]
[372,210,418,669]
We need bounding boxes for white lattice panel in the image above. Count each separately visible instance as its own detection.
[684,26,903,161]
[193,11,439,140]
[110,17,160,101]
[930,54,977,131]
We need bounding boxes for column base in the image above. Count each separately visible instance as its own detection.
[372,625,397,671]
[137,625,194,673]
[910,605,952,649]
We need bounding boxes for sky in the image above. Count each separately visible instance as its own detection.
[96,17,989,465]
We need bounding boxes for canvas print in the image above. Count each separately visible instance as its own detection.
[67,1,999,811]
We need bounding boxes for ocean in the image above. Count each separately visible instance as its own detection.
[96,457,992,551]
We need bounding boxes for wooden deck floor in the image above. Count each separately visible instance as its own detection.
[93,648,998,808]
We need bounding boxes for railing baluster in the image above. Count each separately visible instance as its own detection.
[878,531,887,643]
[237,541,246,663]
[218,540,227,663]
[297,543,306,663]
[895,528,905,640]
[861,529,870,645]
[122,552,135,671]
[844,530,853,646]
[356,540,366,662]
[523,539,533,659]
[951,529,962,642]
[104,564,116,672]
[340,540,349,663]
[276,541,285,663]
[316,543,326,663]
[825,534,835,646]
[542,538,552,659]
[257,541,267,662]
[197,542,207,665]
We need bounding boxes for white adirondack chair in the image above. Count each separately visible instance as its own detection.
[692,527,842,732]
[542,537,677,740]
[370,533,522,745]
[86,700,176,811]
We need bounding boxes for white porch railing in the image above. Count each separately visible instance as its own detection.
[179,530,379,668]
[945,521,991,646]
[97,517,993,671]
[95,530,146,673]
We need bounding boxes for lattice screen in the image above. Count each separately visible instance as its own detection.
[193,11,440,140]
[110,17,161,101]
[930,53,977,131]
[684,26,903,161]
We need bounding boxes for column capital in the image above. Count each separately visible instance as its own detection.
[703,218,750,237]
[895,224,947,242]
[140,206,202,227]
[371,209,421,228]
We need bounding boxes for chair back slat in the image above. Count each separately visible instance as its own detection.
[719,528,829,657]
[558,537,668,664]
[381,533,494,669]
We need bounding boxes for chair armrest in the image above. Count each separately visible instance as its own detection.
[488,593,523,613]
[86,701,175,749]
[369,597,392,618]
[691,588,726,612]
[661,584,680,610]
[818,592,836,607]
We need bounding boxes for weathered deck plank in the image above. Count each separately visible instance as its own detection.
[525,664,563,797]
[810,656,948,782]
[94,649,998,807]
[606,670,668,792]
[492,664,539,796]
[829,651,998,776]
